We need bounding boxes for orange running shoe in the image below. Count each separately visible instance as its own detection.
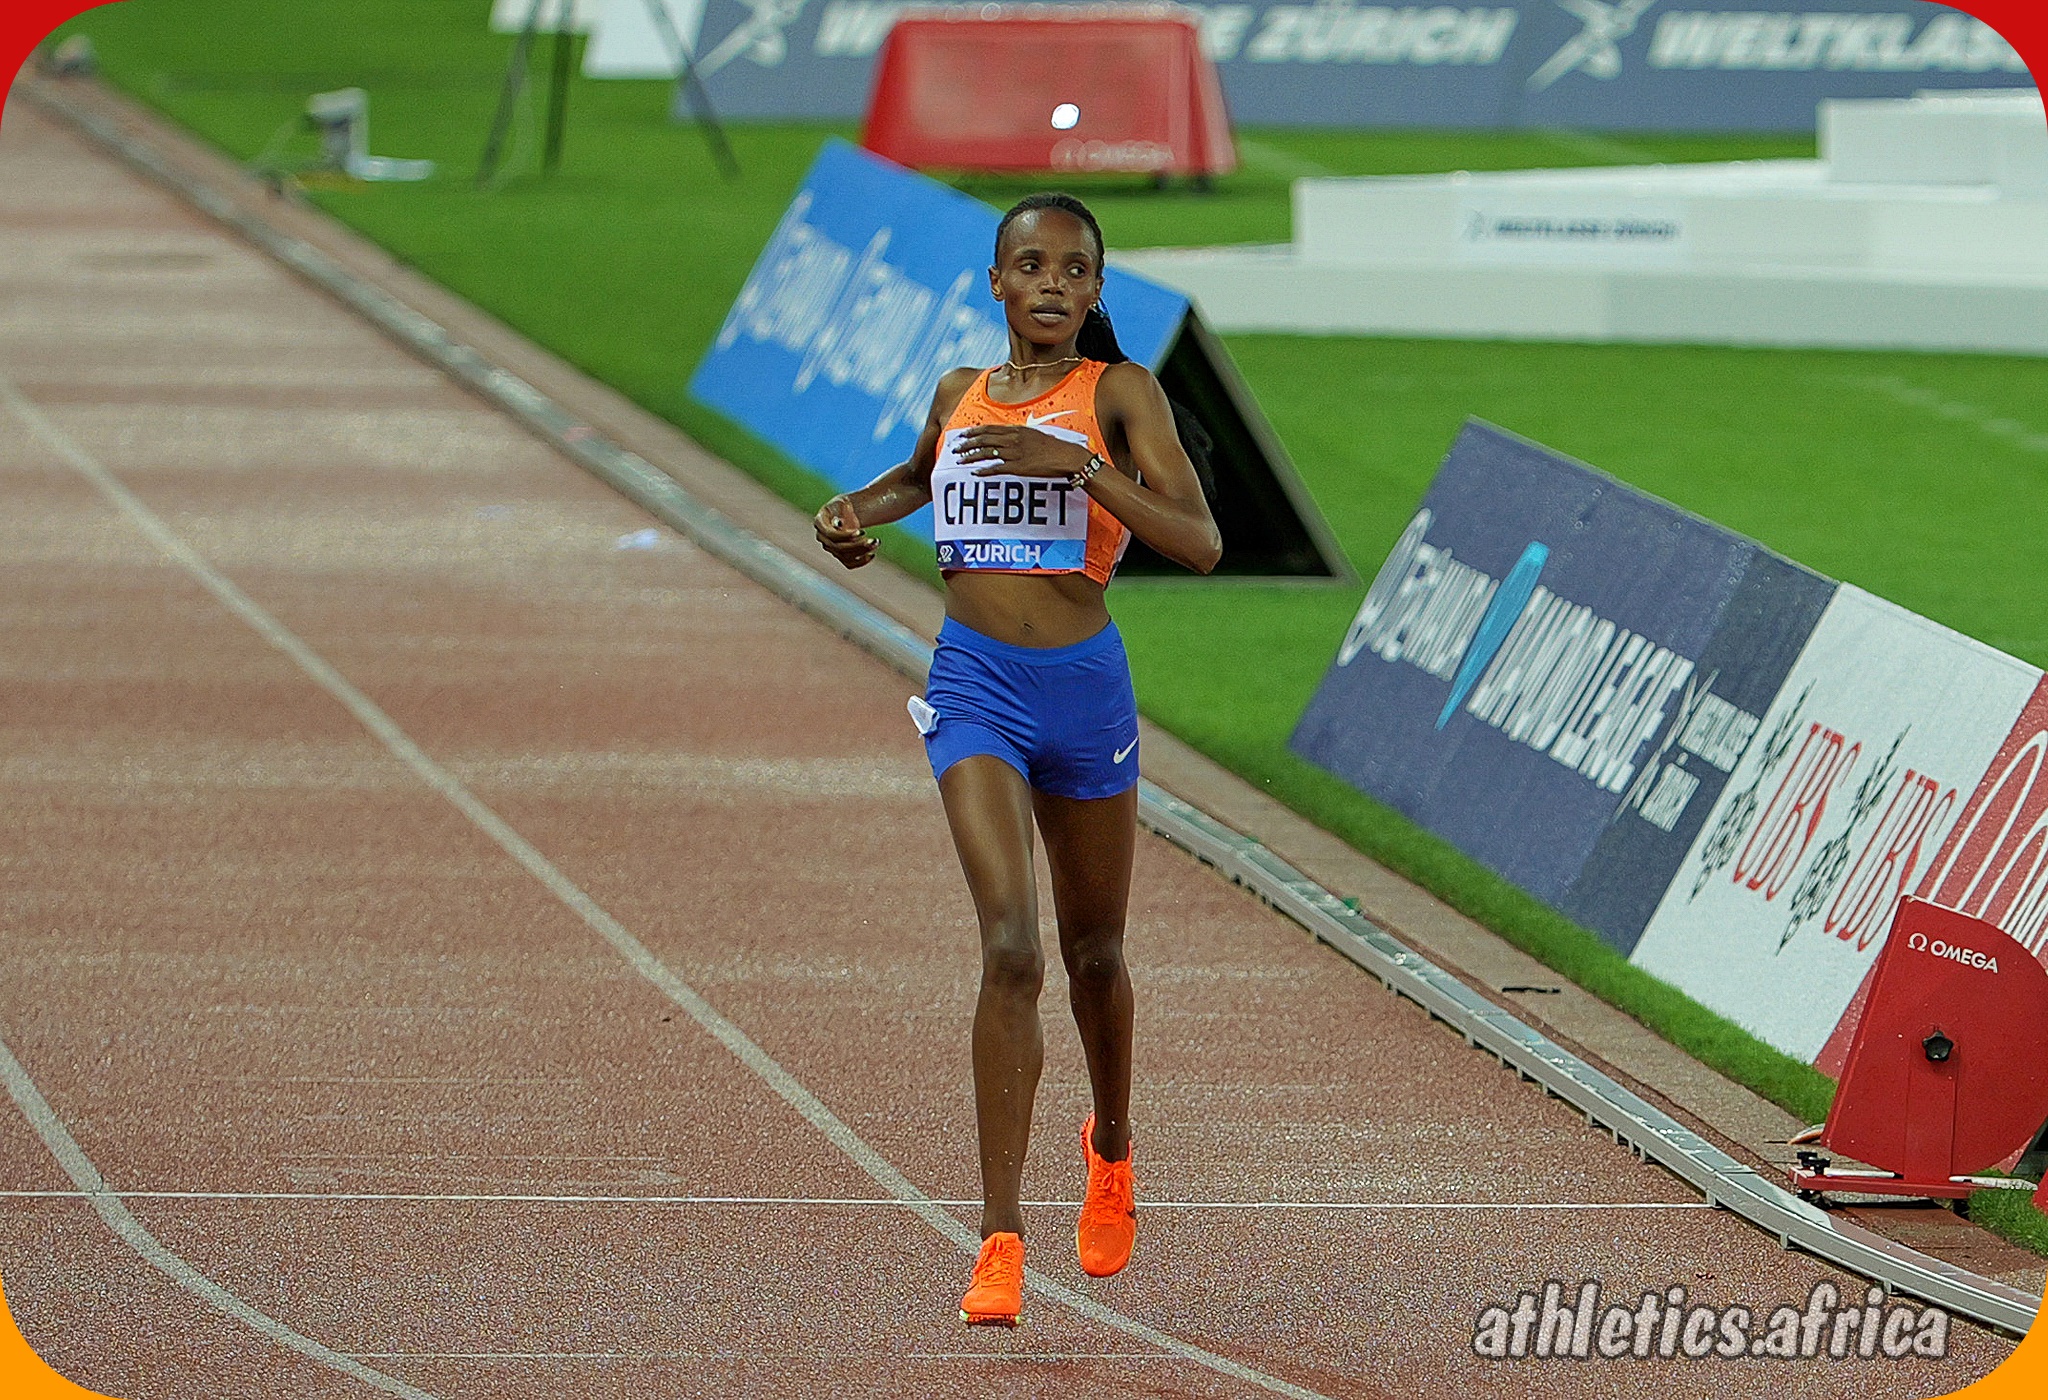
[1077,1112,1135,1277]
[959,1231,1024,1326]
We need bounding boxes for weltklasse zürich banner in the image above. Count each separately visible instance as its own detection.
[629,0,2030,130]
[1293,420,2048,1065]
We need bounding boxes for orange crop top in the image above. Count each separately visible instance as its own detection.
[928,360,1130,585]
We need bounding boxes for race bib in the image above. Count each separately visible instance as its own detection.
[930,426,1091,572]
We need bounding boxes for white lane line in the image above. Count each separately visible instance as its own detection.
[0,1035,438,1400]
[0,1190,1713,1210]
[1850,373,2048,454]
[348,1350,1170,1361]
[1536,127,1667,165]
[1232,137,1335,181]
[0,378,1332,1400]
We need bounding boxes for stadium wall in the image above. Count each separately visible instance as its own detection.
[590,0,2032,131]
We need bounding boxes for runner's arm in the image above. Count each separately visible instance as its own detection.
[814,368,976,569]
[1087,363,1221,574]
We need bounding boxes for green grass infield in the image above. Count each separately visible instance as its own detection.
[51,0,2048,1253]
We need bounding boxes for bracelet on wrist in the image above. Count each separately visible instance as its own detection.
[1069,454,1109,490]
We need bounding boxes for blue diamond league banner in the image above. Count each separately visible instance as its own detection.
[689,138,1189,545]
[1289,421,1837,955]
[621,1,2030,131]
[1554,545,1832,942]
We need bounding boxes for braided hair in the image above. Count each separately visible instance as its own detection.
[993,193,1215,499]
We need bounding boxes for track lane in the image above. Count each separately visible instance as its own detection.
[0,346,1345,1399]
[0,407,1241,1396]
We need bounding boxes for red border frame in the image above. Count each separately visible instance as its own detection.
[0,2,2042,1397]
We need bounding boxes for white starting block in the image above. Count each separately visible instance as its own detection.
[1114,90,2048,355]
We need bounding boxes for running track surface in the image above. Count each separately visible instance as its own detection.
[0,98,2014,1399]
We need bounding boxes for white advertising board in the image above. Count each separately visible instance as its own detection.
[1629,585,2042,1061]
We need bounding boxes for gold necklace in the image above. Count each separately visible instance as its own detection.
[1004,354,1082,372]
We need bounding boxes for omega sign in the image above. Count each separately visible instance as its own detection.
[1905,931,2001,973]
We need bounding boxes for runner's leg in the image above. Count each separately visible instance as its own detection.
[939,754,1045,1239]
[1033,784,1137,1163]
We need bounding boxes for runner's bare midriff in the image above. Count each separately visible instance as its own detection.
[943,568,1111,649]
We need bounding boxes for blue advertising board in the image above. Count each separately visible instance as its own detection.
[689,139,1189,541]
[1288,421,1836,952]
[669,1,2030,131]
[1555,547,1834,943]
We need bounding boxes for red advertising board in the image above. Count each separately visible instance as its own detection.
[861,6,1235,177]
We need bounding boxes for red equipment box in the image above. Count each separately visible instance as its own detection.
[1788,898,2048,1206]
[861,5,1235,178]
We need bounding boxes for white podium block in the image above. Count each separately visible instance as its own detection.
[1823,90,2048,194]
[1116,91,2048,354]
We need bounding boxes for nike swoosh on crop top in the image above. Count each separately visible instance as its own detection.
[929,359,1130,585]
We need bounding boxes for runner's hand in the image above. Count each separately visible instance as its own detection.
[814,496,877,570]
[956,425,1094,480]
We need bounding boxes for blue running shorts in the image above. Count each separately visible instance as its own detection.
[914,617,1139,800]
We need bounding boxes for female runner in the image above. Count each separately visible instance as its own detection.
[812,193,1220,1326]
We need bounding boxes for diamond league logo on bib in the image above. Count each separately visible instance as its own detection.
[932,425,1090,572]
